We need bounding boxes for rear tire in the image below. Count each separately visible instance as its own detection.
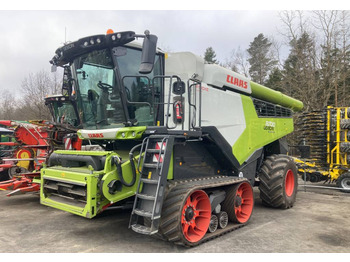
[258,154,298,209]
[336,173,350,193]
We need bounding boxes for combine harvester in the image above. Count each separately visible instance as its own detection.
[40,29,303,246]
[0,95,82,195]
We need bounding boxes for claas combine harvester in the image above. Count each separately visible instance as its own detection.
[39,29,304,246]
[0,96,82,195]
[294,106,350,192]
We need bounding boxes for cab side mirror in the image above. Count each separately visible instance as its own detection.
[139,33,158,74]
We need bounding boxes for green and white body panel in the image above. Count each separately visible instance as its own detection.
[234,95,293,165]
[165,52,300,164]
[200,86,294,165]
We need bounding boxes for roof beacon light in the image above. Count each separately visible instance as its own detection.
[106,29,114,34]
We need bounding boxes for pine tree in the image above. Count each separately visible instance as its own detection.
[247,33,277,84]
[265,67,284,92]
[282,32,321,110]
[204,47,218,64]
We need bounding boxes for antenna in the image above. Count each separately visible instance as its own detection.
[64,27,67,44]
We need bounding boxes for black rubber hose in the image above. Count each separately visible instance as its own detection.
[113,155,135,187]
[129,143,142,181]
[113,144,142,187]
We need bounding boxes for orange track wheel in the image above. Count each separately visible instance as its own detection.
[233,182,254,223]
[222,181,254,224]
[181,190,211,243]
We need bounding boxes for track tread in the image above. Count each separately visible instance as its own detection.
[157,176,248,247]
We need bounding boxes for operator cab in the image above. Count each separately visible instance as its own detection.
[45,95,81,128]
[50,30,163,130]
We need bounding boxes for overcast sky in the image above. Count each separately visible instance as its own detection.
[1,2,349,97]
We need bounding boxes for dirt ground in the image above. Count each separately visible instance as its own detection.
[0,178,349,253]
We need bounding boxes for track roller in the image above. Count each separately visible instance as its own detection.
[208,214,218,233]
[218,211,228,229]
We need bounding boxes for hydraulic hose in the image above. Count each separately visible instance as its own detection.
[129,143,143,181]
[112,144,142,187]
[113,155,135,187]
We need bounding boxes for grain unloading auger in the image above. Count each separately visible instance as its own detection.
[40,29,303,246]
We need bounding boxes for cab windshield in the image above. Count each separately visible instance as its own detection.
[73,47,162,130]
[50,101,79,127]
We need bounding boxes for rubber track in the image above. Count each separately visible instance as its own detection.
[158,176,249,247]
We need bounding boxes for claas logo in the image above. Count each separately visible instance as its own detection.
[88,133,104,138]
[226,75,248,89]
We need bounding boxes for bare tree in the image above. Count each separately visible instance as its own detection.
[0,90,17,120]
[313,10,350,107]
[225,47,250,77]
[338,11,350,107]
[20,70,62,120]
[278,10,309,44]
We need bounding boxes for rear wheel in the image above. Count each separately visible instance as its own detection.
[336,173,350,193]
[221,181,254,224]
[258,154,298,209]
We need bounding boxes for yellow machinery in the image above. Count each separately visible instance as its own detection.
[294,106,350,192]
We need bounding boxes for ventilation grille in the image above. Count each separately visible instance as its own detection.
[253,98,292,118]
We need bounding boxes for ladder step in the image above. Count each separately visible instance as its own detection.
[146,149,165,154]
[143,163,161,169]
[141,178,158,184]
[137,193,156,201]
[131,224,158,235]
[133,208,152,217]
